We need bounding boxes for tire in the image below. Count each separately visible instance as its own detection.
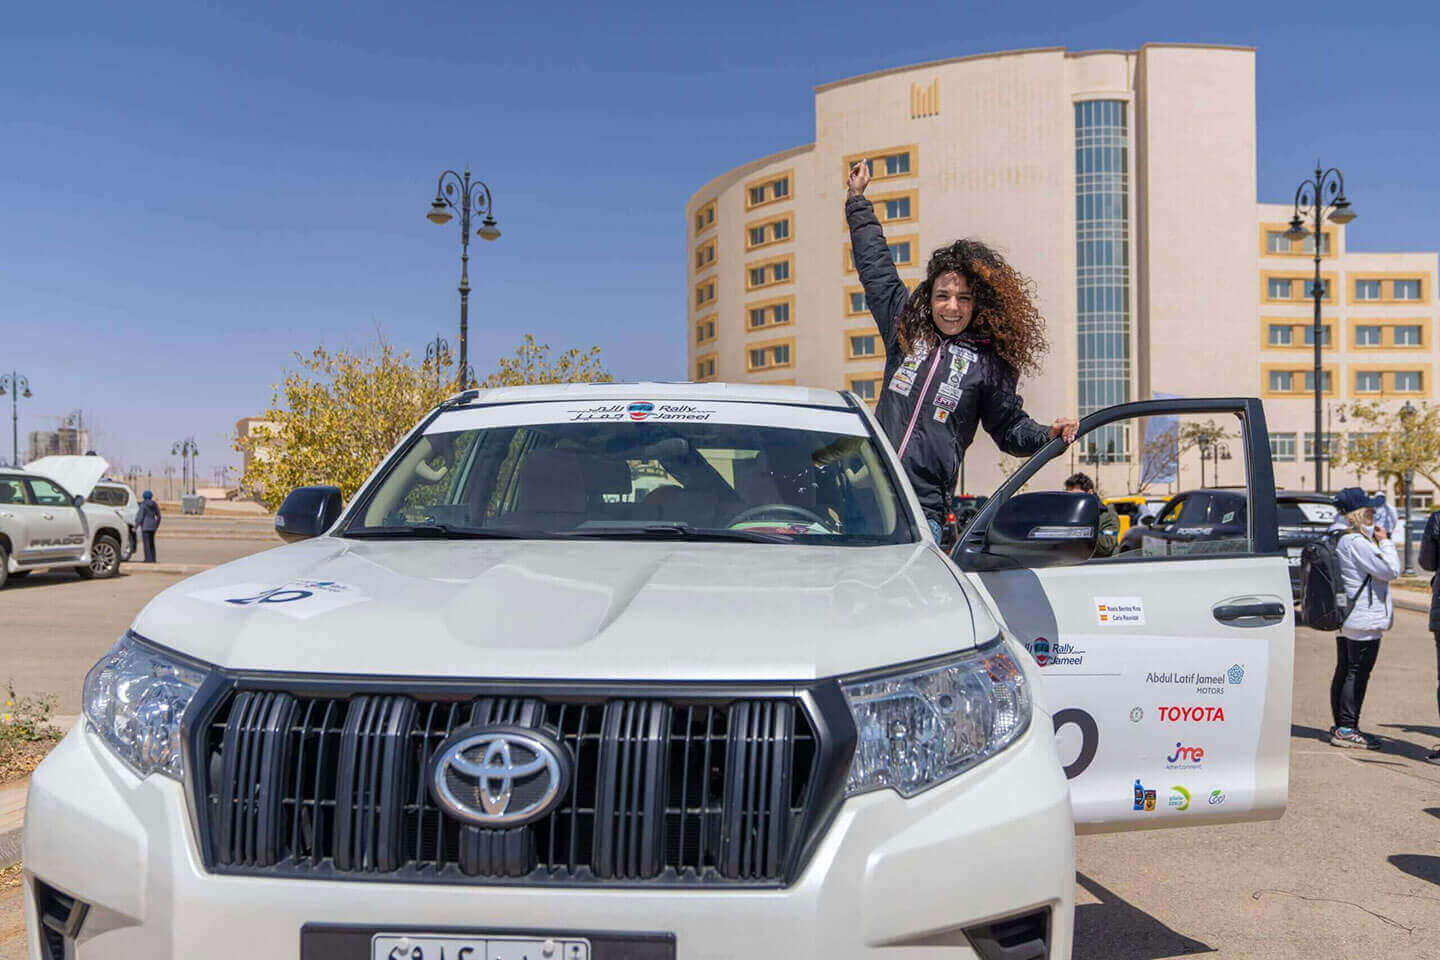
[121,526,136,561]
[0,545,7,590]
[77,533,121,580]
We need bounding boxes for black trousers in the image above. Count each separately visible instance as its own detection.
[141,530,157,563]
[1331,636,1382,729]
[1433,632,1440,720]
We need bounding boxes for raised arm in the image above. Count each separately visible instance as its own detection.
[845,160,910,348]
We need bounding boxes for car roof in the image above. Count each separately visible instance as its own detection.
[1275,491,1335,504]
[443,381,852,409]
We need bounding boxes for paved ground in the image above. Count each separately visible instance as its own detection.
[2,530,1438,957]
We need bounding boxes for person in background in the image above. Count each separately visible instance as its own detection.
[1063,472,1119,557]
[1329,487,1400,750]
[1373,492,1399,537]
[137,490,161,563]
[1416,506,1440,764]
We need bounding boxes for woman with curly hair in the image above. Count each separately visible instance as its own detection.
[846,159,1076,539]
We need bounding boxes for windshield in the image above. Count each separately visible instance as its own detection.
[344,400,915,545]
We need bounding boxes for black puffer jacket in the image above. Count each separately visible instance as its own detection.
[847,194,1051,522]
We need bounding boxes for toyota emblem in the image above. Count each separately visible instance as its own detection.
[429,725,571,827]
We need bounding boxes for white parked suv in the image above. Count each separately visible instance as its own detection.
[0,456,128,588]
[22,384,1294,959]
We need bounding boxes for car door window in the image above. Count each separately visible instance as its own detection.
[0,477,28,505]
[26,478,72,506]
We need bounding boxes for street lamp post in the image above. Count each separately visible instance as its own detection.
[424,335,452,394]
[0,372,34,467]
[171,437,199,496]
[1400,401,1417,574]
[426,167,501,390]
[1284,162,1357,494]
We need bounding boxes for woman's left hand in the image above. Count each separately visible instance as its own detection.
[1049,417,1079,444]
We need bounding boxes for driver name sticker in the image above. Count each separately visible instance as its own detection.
[1095,597,1145,626]
[567,401,715,423]
[190,579,369,620]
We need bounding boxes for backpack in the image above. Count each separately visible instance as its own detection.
[1299,530,1371,631]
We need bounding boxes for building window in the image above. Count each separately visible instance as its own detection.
[772,218,789,241]
[694,200,716,234]
[848,377,879,402]
[1395,324,1423,346]
[1355,279,1381,301]
[1302,325,1331,346]
[694,240,716,270]
[1268,324,1293,346]
[1269,370,1293,392]
[1393,279,1422,300]
[744,171,794,211]
[1269,433,1297,462]
[847,334,878,359]
[1268,278,1292,299]
[747,298,792,330]
[848,291,866,314]
[695,355,716,381]
[1074,99,1130,461]
[883,197,911,221]
[845,147,918,184]
[745,214,792,252]
[747,340,794,372]
[1304,278,1329,299]
[748,226,765,247]
[884,153,910,176]
[1302,370,1333,393]
[1355,371,1382,393]
[888,241,912,265]
[1303,433,1340,459]
[1266,231,1290,254]
[1300,233,1331,255]
[1394,370,1423,392]
[1355,324,1382,346]
[695,318,716,345]
[694,280,715,307]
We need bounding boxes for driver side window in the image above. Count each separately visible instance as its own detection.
[956,408,1262,568]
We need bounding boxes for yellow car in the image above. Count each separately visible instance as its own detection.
[1104,495,1172,539]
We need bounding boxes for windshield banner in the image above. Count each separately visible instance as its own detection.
[427,400,869,436]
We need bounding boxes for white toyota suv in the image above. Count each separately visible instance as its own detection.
[22,383,1294,960]
[0,456,128,588]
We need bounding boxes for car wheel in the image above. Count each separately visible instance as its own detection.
[0,545,7,589]
[121,526,136,561]
[77,533,121,580]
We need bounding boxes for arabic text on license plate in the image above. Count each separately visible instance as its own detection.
[373,935,591,960]
[1287,556,1302,567]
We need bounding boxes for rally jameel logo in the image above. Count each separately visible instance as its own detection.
[1027,637,1085,668]
[628,401,655,421]
[1030,638,1051,667]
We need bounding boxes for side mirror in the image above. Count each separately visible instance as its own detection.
[982,491,1100,567]
[275,485,343,542]
[72,494,85,507]
[1140,514,1155,527]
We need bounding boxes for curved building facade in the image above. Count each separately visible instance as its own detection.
[686,45,1437,499]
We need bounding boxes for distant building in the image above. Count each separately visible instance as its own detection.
[235,417,279,498]
[27,415,90,462]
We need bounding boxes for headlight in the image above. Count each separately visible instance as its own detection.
[83,633,211,781]
[841,641,1031,798]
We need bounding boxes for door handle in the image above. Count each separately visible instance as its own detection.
[42,513,54,520]
[1213,601,1286,626]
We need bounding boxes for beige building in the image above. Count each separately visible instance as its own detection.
[685,44,1438,501]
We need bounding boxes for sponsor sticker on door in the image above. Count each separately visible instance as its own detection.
[1095,596,1145,625]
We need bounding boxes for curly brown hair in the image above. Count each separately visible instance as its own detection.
[894,239,1049,378]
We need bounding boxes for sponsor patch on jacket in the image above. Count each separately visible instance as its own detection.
[933,408,950,423]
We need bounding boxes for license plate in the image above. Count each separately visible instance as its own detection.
[1287,556,1301,567]
[373,935,591,960]
[1286,547,1302,567]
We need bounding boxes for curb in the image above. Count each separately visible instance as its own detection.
[0,820,19,868]
[1394,591,1430,615]
[123,563,216,576]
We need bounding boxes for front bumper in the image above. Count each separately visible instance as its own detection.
[23,718,1074,959]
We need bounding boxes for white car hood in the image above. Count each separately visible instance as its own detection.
[133,537,999,681]
[24,455,109,497]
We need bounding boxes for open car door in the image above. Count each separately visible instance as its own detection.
[953,398,1293,832]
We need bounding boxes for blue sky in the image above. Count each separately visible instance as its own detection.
[2,0,1436,477]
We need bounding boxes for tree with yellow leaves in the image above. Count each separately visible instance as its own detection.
[237,335,610,508]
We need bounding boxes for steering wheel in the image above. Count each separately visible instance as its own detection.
[728,503,829,528]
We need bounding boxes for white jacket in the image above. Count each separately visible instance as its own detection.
[1331,521,1402,640]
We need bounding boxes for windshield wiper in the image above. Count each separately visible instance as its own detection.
[564,522,794,544]
[343,524,539,540]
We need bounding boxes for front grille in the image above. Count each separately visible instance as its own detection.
[34,879,88,960]
[191,683,842,886]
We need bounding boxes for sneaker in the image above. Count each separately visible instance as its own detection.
[1424,746,1440,766]
[1330,727,1369,748]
